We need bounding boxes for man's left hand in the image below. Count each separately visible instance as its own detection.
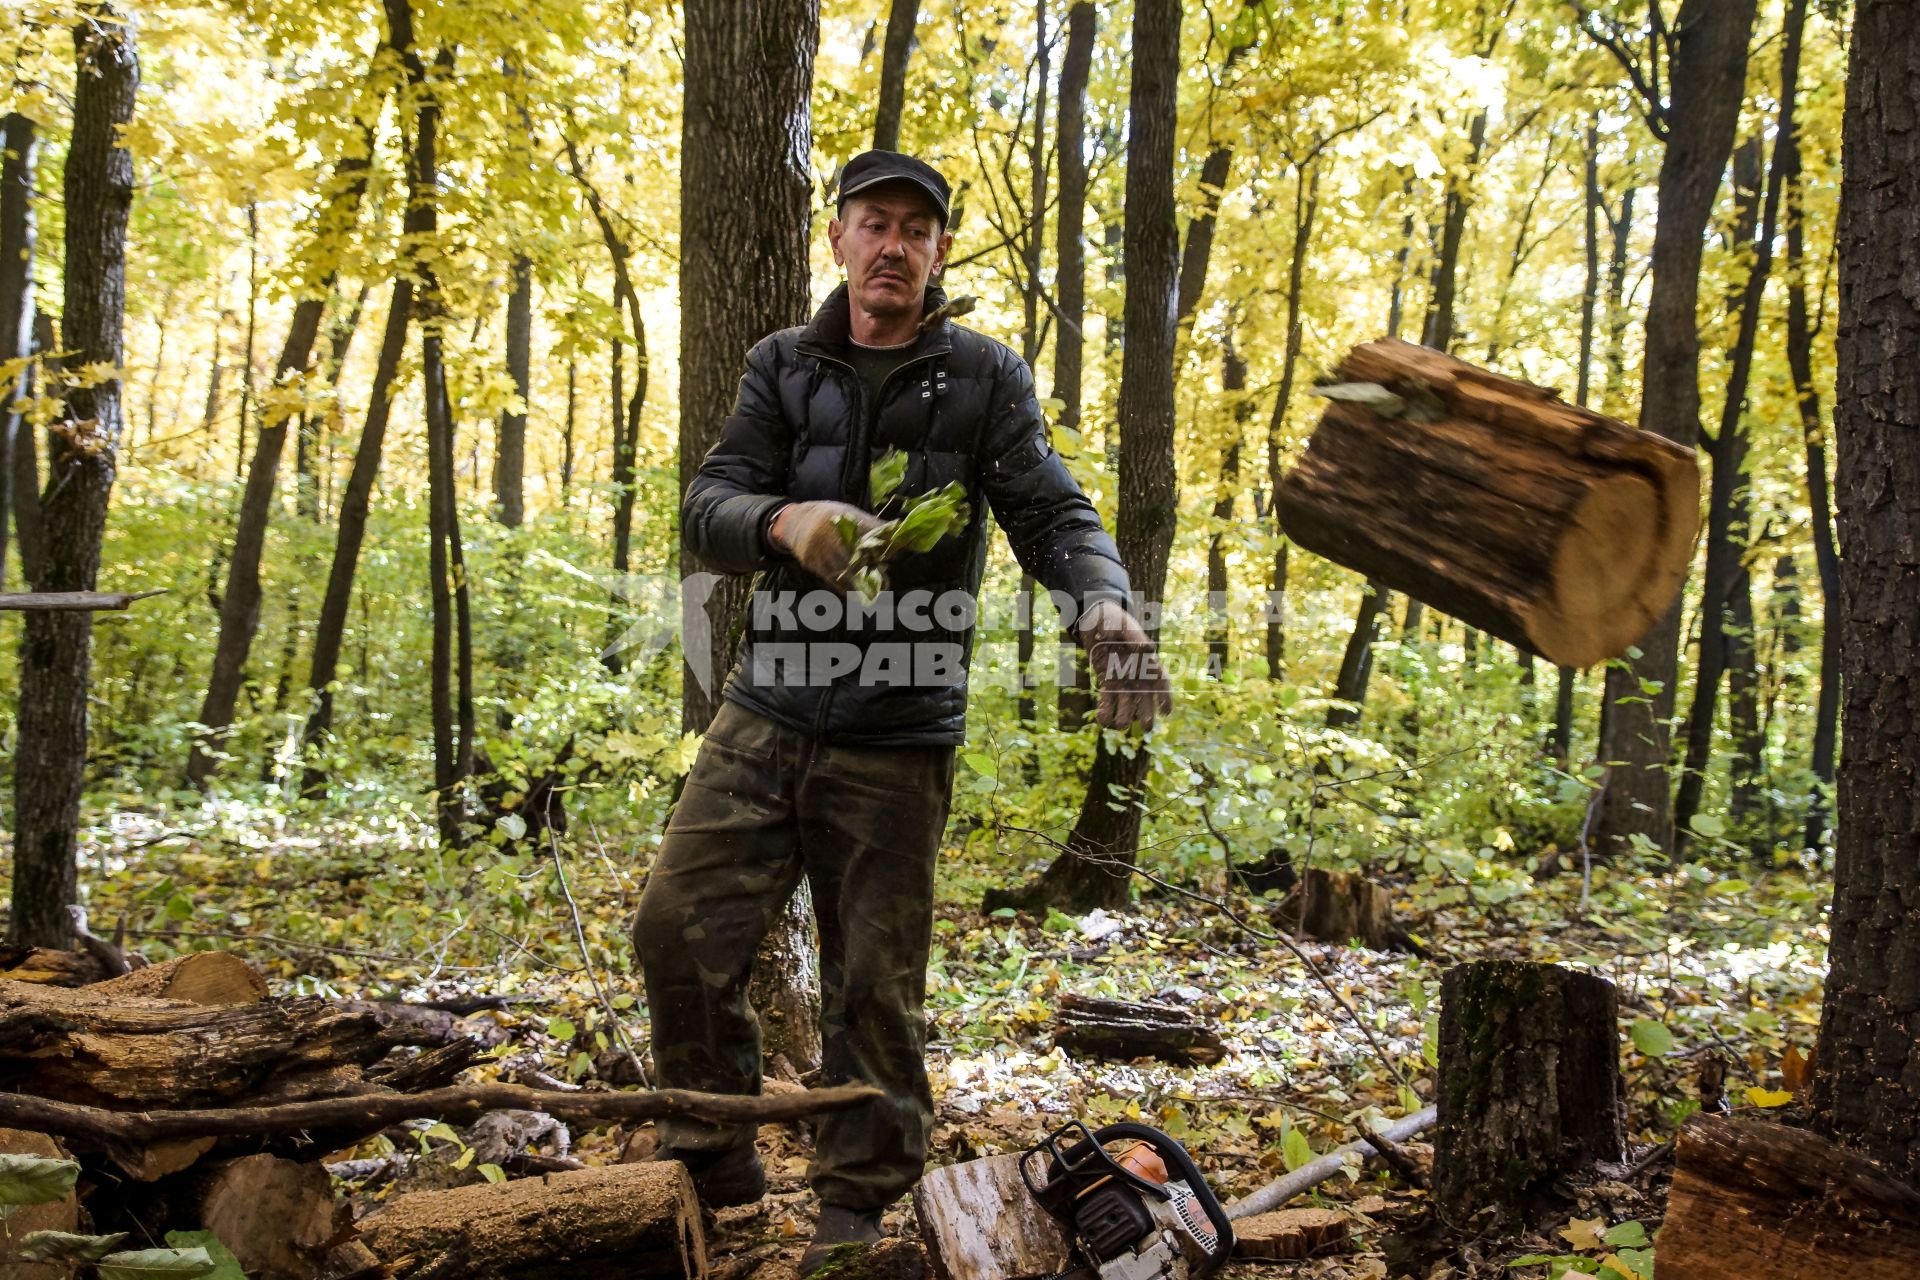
[1077,601,1173,731]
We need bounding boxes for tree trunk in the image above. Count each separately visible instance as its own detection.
[871,0,920,151]
[1053,1,1095,727]
[1810,0,1920,1183]
[187,139,378,789]
[678,0,818,735]
[299,278,368,522]
[495,254,529,527]
[1280,340,1700,670]
[1327,581,1388,729]
[1676,19,1801,850]
[1591,0,1756,859]
[299,277,414,793]
[1656,1115,1920,1280]
[1001,0,1181,915]
[10,10,137,949]
[1434,960,1624,1229]
[1267,164,1318,680]
[1015,1,1048,728]
[0,112,37,591]
[1207,341,1246,676]
[747,878,822,1076]
[1780,34,1839,852]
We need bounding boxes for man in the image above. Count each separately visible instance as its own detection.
[635,150,1170,1272]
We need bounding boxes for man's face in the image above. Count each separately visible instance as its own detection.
[828,184,953,321]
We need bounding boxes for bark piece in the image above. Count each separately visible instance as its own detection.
[0,1127,77,1280]
[913,1152,1072,1280]
[1277,338,1700,668]
[1230,1208,1347,1260]
[201,1154,345,1280]
[1433,961,1624,1227]
[1291,868,1397,950]
[358,1161,706,1279]
[92,951,267,1005]
[1655,1115,1920,1279]
[1052,994,1226,1065]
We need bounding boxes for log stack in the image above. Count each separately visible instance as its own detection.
[1277,338,1700,667]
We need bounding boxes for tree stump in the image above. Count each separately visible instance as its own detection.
[92,951,268,1005]
[1277,338,1699,668]
[1433,960,1623,1227]
[199,1154,345,1280]
[1293,868,1396,950]
[913,1152,1071,1280]
[357,1161,706,1279]
[1655,1115,1920,1279]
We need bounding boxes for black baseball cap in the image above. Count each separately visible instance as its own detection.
[837,150,951,225]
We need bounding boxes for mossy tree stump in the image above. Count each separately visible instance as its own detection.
[1434,960,1624,1226]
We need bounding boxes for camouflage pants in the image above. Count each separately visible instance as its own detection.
[633,700,957,1210]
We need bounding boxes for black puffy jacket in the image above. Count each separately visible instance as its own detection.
[682,283,1132,745]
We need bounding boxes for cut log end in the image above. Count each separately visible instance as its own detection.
[1279,338,1701,669]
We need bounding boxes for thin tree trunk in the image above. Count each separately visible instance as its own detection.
[187,139,379,788]
[0,112,38,589]
[561,355,576,506]
[1207,339,1245,677]
[301,279,368,522]
[1674,29,1797,849]
[1010,0,1181,913]
[872,0,919,151]
[495,254,530,527]
[1602,188,1636,416]
[1554,120,1606,768]
[1054,0,1095,726]
[10,8,136,947]
[238,201,258,480]
[678,0,818,734]
[1592,0,1757,859]
[1327,580,1389,730]
[1267,165,1319,680]
[1016,0,1048,728]
[1780,26,1839,852]
[1809,0,1920,1180]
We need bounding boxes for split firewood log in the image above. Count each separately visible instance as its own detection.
[357,1161,706,1279]
[198,1154,348,1280]
[1277,338,1700,668]
[0,1128,79,1280]
[1655,1115,1920,1279]
[913,1152,1071,1280]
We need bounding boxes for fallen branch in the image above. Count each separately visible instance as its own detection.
[0,1082,884,1149]
[0,590,167,611]
[1226,1106,1437,1221]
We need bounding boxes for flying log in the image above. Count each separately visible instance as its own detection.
[1277,338,1700,668]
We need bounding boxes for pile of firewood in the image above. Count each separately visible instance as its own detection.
[0,946,871,1279]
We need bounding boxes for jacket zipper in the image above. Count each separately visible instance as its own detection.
[797,342,946,738]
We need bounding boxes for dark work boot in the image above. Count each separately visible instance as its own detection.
[798,1204,885,1276]
[669,1143,766,1209]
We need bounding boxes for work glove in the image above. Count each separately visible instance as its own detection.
[1077,600,1174,732]
[767,500,885,589]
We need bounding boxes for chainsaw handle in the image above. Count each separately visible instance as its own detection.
[1087,1122,1237,1273]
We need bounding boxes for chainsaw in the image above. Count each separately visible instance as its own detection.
[1017,1120,1236,1280]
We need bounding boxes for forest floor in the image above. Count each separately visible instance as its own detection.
[41,797,1831,1280]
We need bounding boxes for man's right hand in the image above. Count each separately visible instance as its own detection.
[767,500,885,589]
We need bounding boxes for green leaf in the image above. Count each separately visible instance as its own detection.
[1042,909,1077,933]
[1706,878,1750,896]
[16,1230,130,1263]
[869,448,909,504]
[478,1162,507,1184]
[95,1247,219,1280]
[962,751,997,779]
[1281,1124,1315,1172]
[1629,1020,1674,1058]
[0,1153,80,1206]
[546,1017,576,1042]
[1616,1246,1655,1276]
[1688,812,1726,840]
[1602,1221,1648,1248]
[989,907,1017,919]
[496,812,527,840]
[162,1231,246,1280]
